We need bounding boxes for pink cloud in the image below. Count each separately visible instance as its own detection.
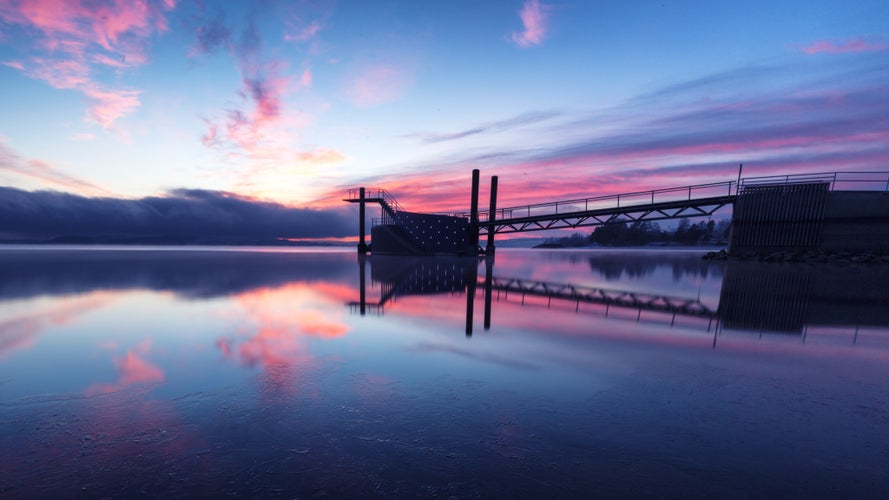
[197,13,294,157]
[801,38,889,55]
[27,57,91,88]
[284,20,322,43]
[510,0,550,48]
[1,60,24,71]
[69,132,97,141]
[198,23,345,190]
[83,87,142,128]
[0,139,110,195]
[201,122,220,147]
[204,64,292,157]
[0,0,175,127]
[297,148,345,164]
[192,10,344,200]
[300,68,312,88]
[343,64,414,108]
[243,73,285,124]
[2,0,174,49]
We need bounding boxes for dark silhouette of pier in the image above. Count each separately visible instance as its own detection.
[348,253,889,344]
[349,256,718,336]
[346,170,889,256]
[486,276,715,318]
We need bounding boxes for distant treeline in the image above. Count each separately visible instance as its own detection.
[542,219,731,247]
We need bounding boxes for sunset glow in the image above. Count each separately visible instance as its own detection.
[1,1,887,237]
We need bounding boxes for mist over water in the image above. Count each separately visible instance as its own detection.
[1,247,888,497]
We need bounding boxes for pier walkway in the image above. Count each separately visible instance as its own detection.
[346,170,889,255]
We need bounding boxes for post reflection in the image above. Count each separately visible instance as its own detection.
[465,258,478,337]
[352,253,719,336]
[484,256,494,330]
[350,251,889,346]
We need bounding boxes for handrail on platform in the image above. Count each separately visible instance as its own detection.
[444,170,889,223]
[452,179,738,223]
[739,171,889,192]
[346,187,404,225]
[346,188,403,211]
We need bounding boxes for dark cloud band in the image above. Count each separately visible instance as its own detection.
[0,187,353,243]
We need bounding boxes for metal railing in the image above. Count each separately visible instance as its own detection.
[452,180,739,223]
[346,187,404,213]
[346,187,403,225]
[739,171,889,192]
[355,170,889,227]
[443,171,889,223]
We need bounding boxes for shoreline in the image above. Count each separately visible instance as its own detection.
[704,248,889,264]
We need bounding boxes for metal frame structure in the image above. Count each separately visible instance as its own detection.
[478,195,734,235]
[739,171,889,191]
[345,170,889,244]
[344,187,402,225]
[486,276,716,319]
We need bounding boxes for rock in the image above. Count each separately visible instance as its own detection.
[701,248,889,264]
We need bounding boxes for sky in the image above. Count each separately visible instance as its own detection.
[0,0,887,240]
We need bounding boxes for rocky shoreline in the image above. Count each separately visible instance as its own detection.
[703,249,889,264]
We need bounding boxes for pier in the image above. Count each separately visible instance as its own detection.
[346,170,889,256]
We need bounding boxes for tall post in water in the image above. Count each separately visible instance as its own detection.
[358,187,368,255]
[358,255,367,315]
[469,169,480,254]
[485,175,498,256]
[483,255,494,330]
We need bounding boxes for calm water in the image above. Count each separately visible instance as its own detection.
[1,246,888,497]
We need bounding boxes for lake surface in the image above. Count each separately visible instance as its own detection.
[1,246,888,497]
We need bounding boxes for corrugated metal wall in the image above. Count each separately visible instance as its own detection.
[730,182,829,251]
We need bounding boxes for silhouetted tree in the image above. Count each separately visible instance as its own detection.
[592,222,628,246]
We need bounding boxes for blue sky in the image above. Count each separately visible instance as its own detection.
[0,0,887,232]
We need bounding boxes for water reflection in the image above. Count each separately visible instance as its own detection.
[0,292,116,359]
[354,255,482,335]
[0,248,353,299]
[351,250,889,343]
[218,282,352,398]
[718,262,889,334]
[2,248,889,497]
[86,340,164,396]
[587,252,720,280]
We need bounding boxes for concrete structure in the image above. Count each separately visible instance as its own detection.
[819,191,889,251]
[719,261,889,333]
[371,211,470,255]
[730,182,889,254]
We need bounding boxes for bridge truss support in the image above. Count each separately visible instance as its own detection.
[487,277,716,319]
[479,196,735,236]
